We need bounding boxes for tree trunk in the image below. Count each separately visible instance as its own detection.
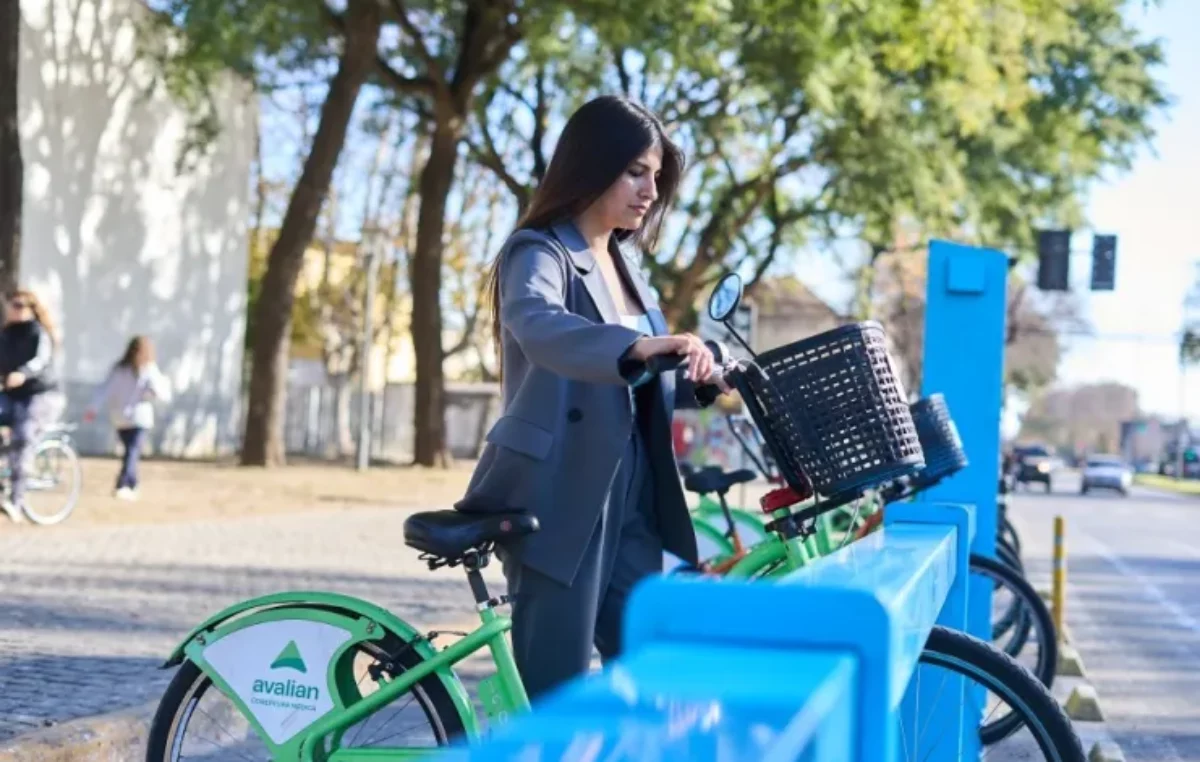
[410,113,461,466]
[240,0,381,466]
[0,0,22,293]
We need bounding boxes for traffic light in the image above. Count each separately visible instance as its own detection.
[1036,229,1071,291]
[1091,234,1117,291]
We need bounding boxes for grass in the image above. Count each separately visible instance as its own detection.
[1134,473,1200,496]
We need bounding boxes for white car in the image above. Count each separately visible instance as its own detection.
[1080,455,1133,496]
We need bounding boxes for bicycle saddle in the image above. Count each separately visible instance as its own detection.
[403,509,539,561]
[683,467,757,496]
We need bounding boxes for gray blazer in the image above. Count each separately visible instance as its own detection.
[457,219,701,586]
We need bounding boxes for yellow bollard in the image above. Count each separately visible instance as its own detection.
[1052,515,1066,643]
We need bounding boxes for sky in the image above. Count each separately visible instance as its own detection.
[1051,0,1200,421]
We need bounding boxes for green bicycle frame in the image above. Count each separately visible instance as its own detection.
[172,591,528,761]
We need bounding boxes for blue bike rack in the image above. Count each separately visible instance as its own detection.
[456,502,976,761]
[454,240,1007,761]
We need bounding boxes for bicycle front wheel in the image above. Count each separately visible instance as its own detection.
[906,626,1084,762]
[22,438,82,525]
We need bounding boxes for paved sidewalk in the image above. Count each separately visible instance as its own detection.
[42,456,474,527]
[0,500,498,742]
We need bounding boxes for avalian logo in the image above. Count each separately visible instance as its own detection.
[269,641,307,674]
[252,641,320,703]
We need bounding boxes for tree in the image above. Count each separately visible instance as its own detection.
[468,0,1167,334]
[239,0,385,466]
[0,0,21,293]
[146,0,401,465]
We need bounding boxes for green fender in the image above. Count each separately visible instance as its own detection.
[161,590,481,737]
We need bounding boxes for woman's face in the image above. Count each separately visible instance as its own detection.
[591,142,663,232]
[5,295,32,323]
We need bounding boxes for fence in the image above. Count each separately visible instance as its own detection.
[280,381,500,463]
[62,377,501,463]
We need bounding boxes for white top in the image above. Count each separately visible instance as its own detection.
[619,313,654,336]
[88,363,172,430]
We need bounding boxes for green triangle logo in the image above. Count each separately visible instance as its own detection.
[269,641,307,673]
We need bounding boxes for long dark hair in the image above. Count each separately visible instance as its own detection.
[486,95,685,352]
[116,335,155,371]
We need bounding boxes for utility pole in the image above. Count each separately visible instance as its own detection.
[356,228,384,472]
[1177,262,1200,479]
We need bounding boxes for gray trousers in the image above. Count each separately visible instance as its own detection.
[8,392,65,505]
[500,424,664,702]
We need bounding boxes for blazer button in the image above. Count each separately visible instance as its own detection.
[567,408,583,423]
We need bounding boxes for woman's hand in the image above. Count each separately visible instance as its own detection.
[629,333,715,384]
[4,372,25,390]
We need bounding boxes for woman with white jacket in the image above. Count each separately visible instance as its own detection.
[85,336,171,500]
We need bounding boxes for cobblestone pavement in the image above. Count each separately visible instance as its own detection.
[0,504,502,742]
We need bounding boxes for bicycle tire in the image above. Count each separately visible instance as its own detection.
[997,538,1024,574]
[971,554,1056,695]
[921,626,1084,759]
[145,632,467,760]
[21,438,82,526]
[1000,514,1022,558]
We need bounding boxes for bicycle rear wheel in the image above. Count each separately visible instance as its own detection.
[145,632,466,761]
[907,626,1084,762]
[21,438,82,525]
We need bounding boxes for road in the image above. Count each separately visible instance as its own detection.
[1010,472,1200,762]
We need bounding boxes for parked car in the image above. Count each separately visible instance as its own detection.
[1081,455,1133,496]
[1011,444,1058,492]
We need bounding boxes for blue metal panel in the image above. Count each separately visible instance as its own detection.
[452,645,857,761]
[919,240,1008,639]
[622,521,956,762]
[886,502,976,762]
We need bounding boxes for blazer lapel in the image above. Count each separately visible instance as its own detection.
[551,220,621,326]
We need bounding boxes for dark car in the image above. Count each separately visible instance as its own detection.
[1011,444,1057,492]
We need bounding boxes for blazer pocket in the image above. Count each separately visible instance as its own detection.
[485,415,554,461]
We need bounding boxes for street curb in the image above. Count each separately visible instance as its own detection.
[1058,644,1087,677]
[0,703,152,762]
[1089,740,1127,762]
[1065,684,1105,722]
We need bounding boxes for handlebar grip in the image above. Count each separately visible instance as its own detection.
[644,353,688,376]
[694,383,722,407]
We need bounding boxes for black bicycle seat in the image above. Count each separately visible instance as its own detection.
[683,467,758,496]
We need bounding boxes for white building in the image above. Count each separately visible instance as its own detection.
[18,0,255,456]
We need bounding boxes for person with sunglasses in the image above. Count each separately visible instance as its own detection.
[0,289,64,522]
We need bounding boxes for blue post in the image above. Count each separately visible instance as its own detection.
[918,240,1008,753]
[918,240,1007,588]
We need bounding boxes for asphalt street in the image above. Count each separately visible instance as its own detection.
[1010,472,1200,762]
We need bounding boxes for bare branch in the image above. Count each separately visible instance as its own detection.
[387,0,449,88]
[318,1,435,95]
[613,47,632,95]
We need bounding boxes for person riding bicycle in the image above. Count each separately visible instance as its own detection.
[0,289,64,522]
[458,95,729,702]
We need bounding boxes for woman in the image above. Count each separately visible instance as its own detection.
[0,289,64,522]
[458,95,726,701]
[84,336,172,500]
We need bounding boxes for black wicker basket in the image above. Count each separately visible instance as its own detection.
[909,393,968,489]
[739,321,924,501]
